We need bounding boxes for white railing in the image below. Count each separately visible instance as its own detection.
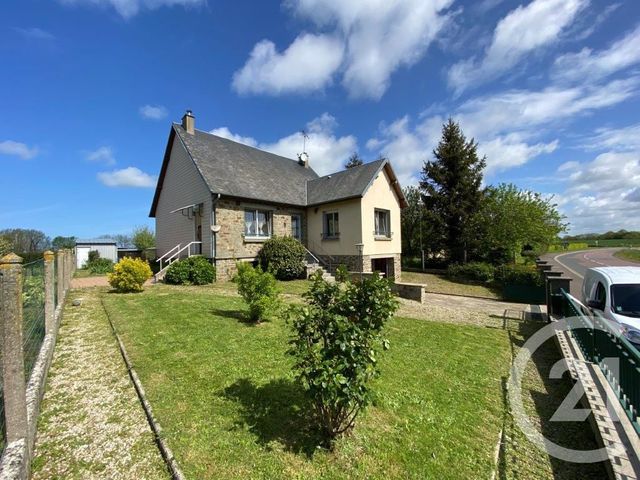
[156,241,202,272]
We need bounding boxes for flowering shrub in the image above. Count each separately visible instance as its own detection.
[108,257,152,293]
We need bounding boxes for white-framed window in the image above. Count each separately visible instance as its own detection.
[323,211,339,239]
[244,209,272,237]
[291,214,302,240]
[374,209,391,237]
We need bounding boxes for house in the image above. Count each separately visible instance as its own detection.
[75,238,118,268]
[149,111,407,281]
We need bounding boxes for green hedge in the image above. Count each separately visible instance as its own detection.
[494,264,543,287]
[88,258,114,274]
[447,262,495,283]
[165,256,216,285]
[547,242,589,252]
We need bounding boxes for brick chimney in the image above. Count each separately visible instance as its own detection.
[182,110,195,134]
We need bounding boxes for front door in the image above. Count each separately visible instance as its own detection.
[194,204,203,254]
[291,214,302,241]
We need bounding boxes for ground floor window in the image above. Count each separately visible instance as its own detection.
[244,209,272,237]
[323,211,339,239]
[291,214,302,240]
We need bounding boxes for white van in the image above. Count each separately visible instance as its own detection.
[582,267,640,344]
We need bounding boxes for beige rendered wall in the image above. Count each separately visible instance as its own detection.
[360,167,402,257]
[306,198,362,257]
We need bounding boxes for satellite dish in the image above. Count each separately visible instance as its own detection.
[211,225,221,233]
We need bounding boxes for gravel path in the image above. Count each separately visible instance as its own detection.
[397,292,545,327]
[31,288,168,480]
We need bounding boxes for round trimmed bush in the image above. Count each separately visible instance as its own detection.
[164,256,216,285]
[257,236,306,280]
[108,257,152,293]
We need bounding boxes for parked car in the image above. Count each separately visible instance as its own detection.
[582,267,640,345]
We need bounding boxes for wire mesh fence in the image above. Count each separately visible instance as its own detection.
[0,272,5,452]
[22,259,46,381]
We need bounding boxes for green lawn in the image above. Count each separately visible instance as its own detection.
[100,283,606,479]
[401,271,502,299]
[614,248,640,263]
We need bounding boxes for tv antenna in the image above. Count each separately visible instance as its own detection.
[300,129,309,153]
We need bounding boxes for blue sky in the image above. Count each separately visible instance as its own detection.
[1,0,639,238]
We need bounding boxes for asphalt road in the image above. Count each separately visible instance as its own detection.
[544,248,639,296]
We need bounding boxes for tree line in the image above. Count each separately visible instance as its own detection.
[401,119,567,266]
[0,226,155,257]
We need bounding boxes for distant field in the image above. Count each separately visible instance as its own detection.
[614,249,640,263]
[584,239,640,247]
[551,238,640,250]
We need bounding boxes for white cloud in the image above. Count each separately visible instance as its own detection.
[139,105,168,120]
[480,134,558,174]
[366,74,638,185]
[211,113,356,175]
[554,151,640,233]
[85,146,116,165]
[453,77,639,139]
[98,167,156,187]
[234,0,453,99]
[367,116,558,185]
[13,27,55,41]
[232,34,344,95]
[552,24,640,83]
[0,140,39,160]
[209,127,258,147]
[260,113,356,175]
[448,0,588,94]
[58,0,203,19]
[584,123,640,152]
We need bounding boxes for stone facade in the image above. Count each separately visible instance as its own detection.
[214,199,307,281]
[317,253,401,280]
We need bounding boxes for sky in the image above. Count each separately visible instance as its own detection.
[1,0,639,238]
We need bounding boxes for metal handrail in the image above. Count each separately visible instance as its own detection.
[156,243,181,264]
[157,241,202,271]
[307,239,337,273]
[561,289,640,433]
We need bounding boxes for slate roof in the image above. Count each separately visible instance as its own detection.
[175,124,318,206]
[150,124,406,216]
[306,159,386,206]
[76,238,117,245]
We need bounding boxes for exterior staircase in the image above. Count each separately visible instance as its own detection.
[154,241,202,283]
[305,262,336,283]
[304,247,335,283]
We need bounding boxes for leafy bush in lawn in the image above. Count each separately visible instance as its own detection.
[108,257,152,293]
[88,258,114,274]
[288,270,398,444]
[495,264,543,287]
[447,262,495,283]
[236,262,281,322]
[164,256,216,285]
[88,250,100,264]
[335,264,349,282]
[257,236,306,280]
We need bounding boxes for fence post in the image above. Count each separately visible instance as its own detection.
[43,250,55,334]
[0,253,29,444]
[56,250,64,305]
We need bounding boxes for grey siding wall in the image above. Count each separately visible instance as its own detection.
[76,244,117,267]
[155,137,212,258]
